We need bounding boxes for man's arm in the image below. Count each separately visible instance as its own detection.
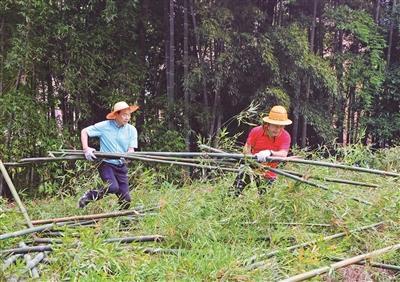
[81,128,90,150]
[270,149,289,157]
[243,143,252,154]
[81,127,96,161]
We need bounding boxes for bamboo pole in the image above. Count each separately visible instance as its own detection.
[266,166,372,206]
[19,242,39,278]
[1,245,53,256]
[200,145,372,205]
[2,235,166,256]
[17,150,400,177]
[0,223,60,240]
[281,243,400,282]
[18,153,239,172]
[31,238,62,244]
[329,256,400,272]
[0,159,34,228]
[31,205,159,225]
[49,150,235,165]
[271,222,332,227]
[280,169,379,188]
[2,254,23,271]
[140,152,400,177]
[104,235,165,243]
[25,252,47,271]
[246,221,385,268]
[131,154,239,172]
[1,207,159,240]
[140,247,179,255]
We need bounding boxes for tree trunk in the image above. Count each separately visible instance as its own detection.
[387,0,396,68]
[136,0,149,136]
[342,88,351,146]
[375,0,381,23]
[183,0,191,151]
[301,0,318,148]
[46,68,55,120]
[291,80,301,146]
[0,16,4,95]
[209,39,223,141]
[167,0,175,129]
[164,0,170,124]
[189,0,208,113]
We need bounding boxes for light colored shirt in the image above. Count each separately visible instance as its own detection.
[86,120,138,165]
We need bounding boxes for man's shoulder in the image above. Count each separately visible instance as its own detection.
[249,125,263,134]
[126,124,137,132]
[279,129,291,141]
[94,120,111,127]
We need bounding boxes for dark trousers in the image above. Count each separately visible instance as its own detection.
[229,165,275,196]
[84,162,131,209]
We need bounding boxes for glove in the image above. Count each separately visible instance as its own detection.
[84,147,97,161]
[255,150,272,162]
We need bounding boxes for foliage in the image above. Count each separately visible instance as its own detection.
[1,146,400,280]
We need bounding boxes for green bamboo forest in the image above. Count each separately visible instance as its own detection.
[1,0,400,281]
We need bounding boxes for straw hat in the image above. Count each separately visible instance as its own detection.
[262,105,292,125]
[106,101,139,120]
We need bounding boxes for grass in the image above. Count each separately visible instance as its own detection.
[1,147,400,281]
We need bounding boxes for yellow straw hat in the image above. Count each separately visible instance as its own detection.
[106,101,139,120]
[262,105,292,125]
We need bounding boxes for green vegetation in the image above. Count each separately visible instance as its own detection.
[1,146,399,281]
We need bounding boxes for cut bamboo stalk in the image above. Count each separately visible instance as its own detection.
[131,154,239,172]
[1,208,159,241]
[139,247,179,255]
[2,254,23,270]
[31,205,159,225]
[266,167,372,206]
[31,238,62,244]
[104,235,165,243]
[200,146,372,205]
[280,169,379,188]
[329,256,400,271]
[1,245,53,256]
[271,222,332,227]
[19,242,39,278]
[246,221,385,268]
[1,221,71,240]
[19,150,400,177]
[2,235,166,256]
[131,151,400,177]
[281,243,400,282]
[50,150,234,165]
[25,252,47,271]
[0,160,34,228]
[22,153,239,172]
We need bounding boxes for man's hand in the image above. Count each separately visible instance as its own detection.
[255,150,272,162]
[84,147,97,161]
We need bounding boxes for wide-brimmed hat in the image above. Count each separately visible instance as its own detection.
[106,101,139,120]
[262,105,292,125]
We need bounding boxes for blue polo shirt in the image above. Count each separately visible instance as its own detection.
[86,120,138,165]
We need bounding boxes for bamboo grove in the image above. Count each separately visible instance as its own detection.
[1,0,399,161]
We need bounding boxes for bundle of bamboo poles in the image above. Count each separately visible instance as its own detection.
[6,147,399,179]
[4,146,398,207]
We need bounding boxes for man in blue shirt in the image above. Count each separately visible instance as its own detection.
[78,101,139,209]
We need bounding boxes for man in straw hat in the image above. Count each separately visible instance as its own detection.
[78,101,139,209]
[229,105,292,196]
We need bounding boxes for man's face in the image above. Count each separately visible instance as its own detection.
[115,109,131,126]
[264,123,284,137]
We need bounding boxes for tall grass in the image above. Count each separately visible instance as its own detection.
[1,145,399,281]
